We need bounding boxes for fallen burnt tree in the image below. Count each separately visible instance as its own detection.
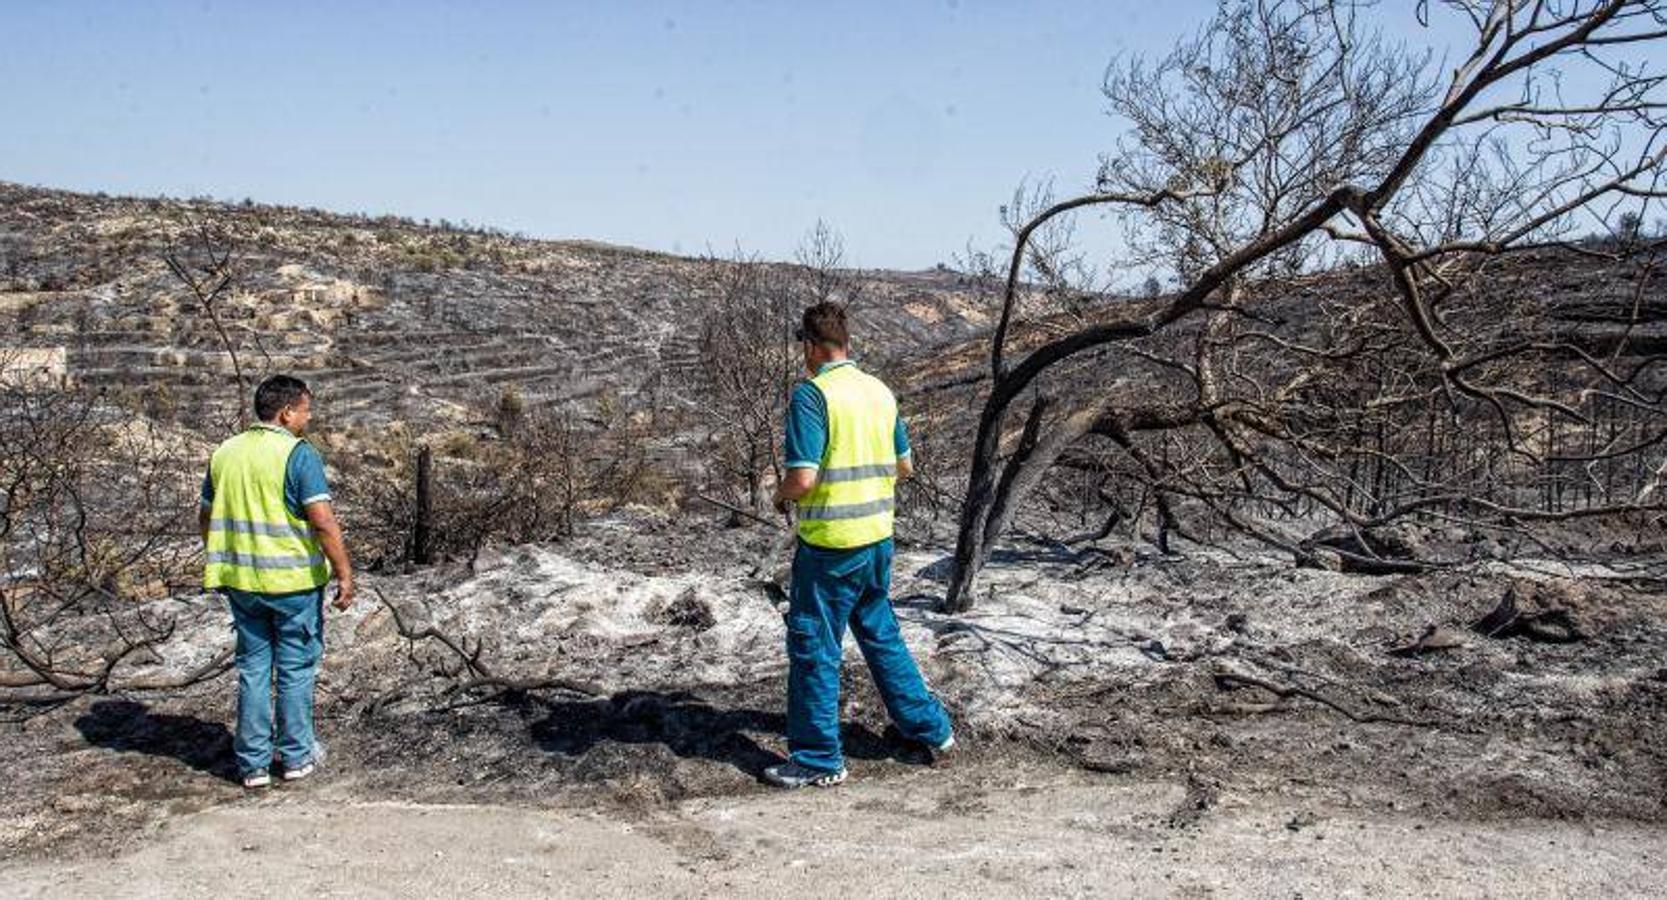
[944,0,1667,610]
[365,587,601,715]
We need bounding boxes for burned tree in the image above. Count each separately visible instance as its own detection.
[945,0,1667,610]
[334,405,649,571]
[690,224,866,514]
[0,367,222,694]
[692,248,798,513]
[163,218,269,430]
[796,219,865,312]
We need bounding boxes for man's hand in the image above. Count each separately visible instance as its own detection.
[332,577,355,611]
[773,493,793,516]
[304,500,356,612]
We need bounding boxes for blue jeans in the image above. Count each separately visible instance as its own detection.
[225,587,324,776]
[786,537,951,772]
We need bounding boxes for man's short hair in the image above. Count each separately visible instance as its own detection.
[254,375,311,422]
[795,302,850,348]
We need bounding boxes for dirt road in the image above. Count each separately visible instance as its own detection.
[4,761,1660,899]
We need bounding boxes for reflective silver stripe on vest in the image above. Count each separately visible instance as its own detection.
[818,463,897,483]
[209,518,316,541]
[796,497,896,521]
[205,550,326,570]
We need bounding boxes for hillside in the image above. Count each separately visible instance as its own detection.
[0,182,993,433]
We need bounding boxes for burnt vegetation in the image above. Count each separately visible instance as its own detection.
[939,0,1667,609]
[0,369,220,694]
[684,222,868,516]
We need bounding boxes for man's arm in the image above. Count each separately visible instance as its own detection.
[895,413,914,481]
[776,381,827,515]
[288,442,353,609]
[198,506,212,544]
[773,467,818,514]
[303,501,355,610]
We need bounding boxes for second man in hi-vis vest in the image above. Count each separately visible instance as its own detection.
[200,375,354,789]
[766,302,954,788]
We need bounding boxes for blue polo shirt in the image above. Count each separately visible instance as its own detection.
[200,425,332,519]
[784,360,911,471]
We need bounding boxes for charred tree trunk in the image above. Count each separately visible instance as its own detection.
[981,396,1052,552]
[413,446,433,565]
[943,396,1035,612]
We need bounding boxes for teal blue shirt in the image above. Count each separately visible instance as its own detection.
[783,360,911,470]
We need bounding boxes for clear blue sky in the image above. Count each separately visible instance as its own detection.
[0,1,1504,270]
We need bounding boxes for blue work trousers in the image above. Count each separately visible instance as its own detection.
[786,537,951,772]
[225,587,324,777]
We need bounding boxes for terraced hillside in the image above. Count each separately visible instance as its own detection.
[0,182,993,434]
[8,180,1660,531]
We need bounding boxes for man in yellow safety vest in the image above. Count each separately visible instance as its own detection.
[765,302,953,788]
[199,375,354,789]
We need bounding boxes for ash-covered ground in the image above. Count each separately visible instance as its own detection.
[3,509,1665,863]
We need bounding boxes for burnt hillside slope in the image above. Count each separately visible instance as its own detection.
[0,181,991,433]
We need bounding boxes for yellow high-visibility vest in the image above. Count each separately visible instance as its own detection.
[796,363,899,549]
[203,425,330,594]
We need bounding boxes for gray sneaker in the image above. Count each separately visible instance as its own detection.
[242,771,272,789]
[763,760,848,789]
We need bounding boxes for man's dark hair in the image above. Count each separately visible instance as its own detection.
[795,302,850,348]
[254,375,311,422]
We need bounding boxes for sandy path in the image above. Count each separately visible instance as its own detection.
[4,763,1661,898]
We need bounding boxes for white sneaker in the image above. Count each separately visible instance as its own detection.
[763,760,848,789]
[242,771,272,789]
[934,732,956,753]
[283,741,326,782]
